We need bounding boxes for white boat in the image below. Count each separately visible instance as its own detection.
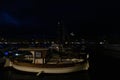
[10,47,89,75]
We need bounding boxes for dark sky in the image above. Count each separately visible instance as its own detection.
[97,1,120,39]
[1,1,120,38]
[0,0,96,36]
[0,0,99,40]
[1,0,120,40]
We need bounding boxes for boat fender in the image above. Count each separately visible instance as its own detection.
[36,71,44,76]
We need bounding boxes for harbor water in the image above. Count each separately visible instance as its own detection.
[0,67,90,80]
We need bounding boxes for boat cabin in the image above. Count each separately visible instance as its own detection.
[13,46,88,65]
[16,48,48,64]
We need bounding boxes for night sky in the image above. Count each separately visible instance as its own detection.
[1,1,120,40]
[0,1,96,36]
[96,1,120,41]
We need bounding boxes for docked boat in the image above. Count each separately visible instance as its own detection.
[9,47,89,75]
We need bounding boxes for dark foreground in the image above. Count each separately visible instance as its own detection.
[0,67,91,80]
[97,45,120,79]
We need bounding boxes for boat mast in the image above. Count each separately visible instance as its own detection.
[56,20,67,61]
[57,20,65,45]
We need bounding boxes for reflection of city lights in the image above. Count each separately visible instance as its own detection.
[87,54,89,59]
[15,53,19,56]
[65,42,68,44]
[70,32,75,36]
[44,42,47,44]
[35,42,39,44]
[4,52,9,56]
[76,42,80,44]
[58,21,60,24]
[5,42,8,44]
[100,42,104,44]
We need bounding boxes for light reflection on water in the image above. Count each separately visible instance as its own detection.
[0,67,90,80]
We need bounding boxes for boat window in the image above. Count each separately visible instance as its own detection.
[35,51,41,58]
[14,51,33,63]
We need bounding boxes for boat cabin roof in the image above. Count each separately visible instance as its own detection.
[18,48,48,51]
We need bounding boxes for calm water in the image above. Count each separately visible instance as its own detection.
[0,67,91,80]
[97,45,120,79]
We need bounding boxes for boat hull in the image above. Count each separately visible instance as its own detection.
[12,61,89,74]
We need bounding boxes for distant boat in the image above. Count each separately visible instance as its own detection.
[9,47,89,75]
